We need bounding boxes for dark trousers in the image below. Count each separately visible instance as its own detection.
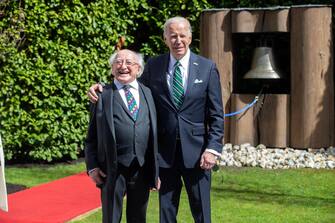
[159,141,211,223]
[111,160,150,223]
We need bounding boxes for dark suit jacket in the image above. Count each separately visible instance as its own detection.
[84,82,159,219]
[140,52,224,168]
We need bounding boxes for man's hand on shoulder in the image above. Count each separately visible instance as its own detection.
[87,83,103,103]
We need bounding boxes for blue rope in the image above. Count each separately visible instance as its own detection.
[224,96,259,117]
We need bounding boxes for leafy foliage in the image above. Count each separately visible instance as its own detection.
[0,0,333,162]
[0,0,149,161]
[131,0,213,57]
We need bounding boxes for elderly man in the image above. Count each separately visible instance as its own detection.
[85,49,159,223]
[88,17,224,223]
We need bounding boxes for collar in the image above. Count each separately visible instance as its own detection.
[114,79,139,90]
[169,49,191,69]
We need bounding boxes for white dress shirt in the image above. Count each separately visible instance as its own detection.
[167,49,191,97]
[114,79,140,108]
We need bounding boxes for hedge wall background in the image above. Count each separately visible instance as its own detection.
[0,0,333,162]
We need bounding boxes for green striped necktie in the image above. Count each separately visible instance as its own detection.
[172,60,184,109]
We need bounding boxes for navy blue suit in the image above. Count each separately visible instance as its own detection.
[140,52,224,223]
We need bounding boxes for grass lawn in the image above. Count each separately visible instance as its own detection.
[5,162,335,223]
[5,161,86,188]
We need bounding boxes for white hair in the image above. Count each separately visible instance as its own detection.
[163,16,192,38]
[108,50,144,78]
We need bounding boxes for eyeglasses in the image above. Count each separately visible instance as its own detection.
[113,59,138,67]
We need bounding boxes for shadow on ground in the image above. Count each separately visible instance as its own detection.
[6,183,27,194]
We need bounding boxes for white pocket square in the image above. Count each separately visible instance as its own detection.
[194,79,203,84]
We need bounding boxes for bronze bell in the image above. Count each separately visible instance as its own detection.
[243,47,281,79]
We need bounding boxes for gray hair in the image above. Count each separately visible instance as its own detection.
[163,16,192,38]
[108,50,145,78]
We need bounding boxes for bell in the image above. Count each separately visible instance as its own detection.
[243,47,281,79]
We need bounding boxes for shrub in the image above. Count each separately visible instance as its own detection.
[0,0,148,161]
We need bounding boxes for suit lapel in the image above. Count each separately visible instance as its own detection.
[139,84,149,117]
[182,52,199,106]
[113,87,135,120]
[102,84,116,140]
[159,54,173,105]
[139,83,157,140]
[156,53,201,111]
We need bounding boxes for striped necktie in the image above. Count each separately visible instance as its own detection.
[172,60,184,109]
[123,85,139,120]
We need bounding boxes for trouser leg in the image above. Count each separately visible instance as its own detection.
[182,168,211,223]
[109,171,127,223]
[126,162,150,223]
[159,166,182,223]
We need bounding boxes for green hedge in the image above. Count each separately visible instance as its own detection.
[0,0,333,162]
[0,0,149,161]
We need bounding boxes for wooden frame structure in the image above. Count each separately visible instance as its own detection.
[200,5,334,148]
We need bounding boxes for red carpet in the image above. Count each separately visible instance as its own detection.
[0,172,101,223]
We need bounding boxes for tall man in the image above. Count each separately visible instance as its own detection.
[88,17,224,223]
[85,49,159,223]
